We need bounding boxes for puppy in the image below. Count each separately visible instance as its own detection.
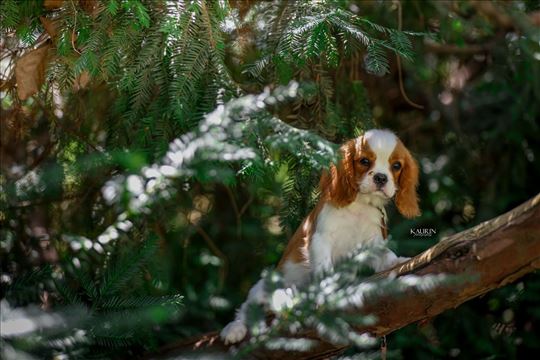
[221,129,420,344]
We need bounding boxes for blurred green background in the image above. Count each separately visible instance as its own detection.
[1,0,539,359]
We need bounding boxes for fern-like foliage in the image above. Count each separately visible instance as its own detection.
[0,1,425,358]
[244,2,417,79]
[98,236,157,298]
[3,265,52,306]
[2,235,183,359]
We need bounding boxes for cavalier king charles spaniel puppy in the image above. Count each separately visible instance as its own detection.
[221,129,420,344]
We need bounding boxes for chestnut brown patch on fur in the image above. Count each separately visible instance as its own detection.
[277,201,324,267]
[390,140,420,218]
[319,138,374,207]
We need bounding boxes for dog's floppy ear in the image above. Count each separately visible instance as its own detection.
[320,139,358,207]
[395,147,420,218]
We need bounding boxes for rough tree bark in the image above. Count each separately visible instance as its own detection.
[150,194,540,360]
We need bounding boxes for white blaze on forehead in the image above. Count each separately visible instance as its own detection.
[364,129,397,166]
[358,129,399,198]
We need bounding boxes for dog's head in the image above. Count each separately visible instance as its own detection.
[320,129,420,218]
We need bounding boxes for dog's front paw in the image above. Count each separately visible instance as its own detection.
[220,320,247,345]
[372,252,410,272]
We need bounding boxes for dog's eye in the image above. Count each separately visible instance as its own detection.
[392,162,402,171]
[360,158,370,166]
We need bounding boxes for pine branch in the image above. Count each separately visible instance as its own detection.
[98,237,157,299]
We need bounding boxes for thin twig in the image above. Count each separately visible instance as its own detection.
[194,225,228,291]
[239,194,253,217]
[395,0,424,110]
[424,40,494,55]
[70,0,82,55]
[225,185,247,241]
[224,186,240,218]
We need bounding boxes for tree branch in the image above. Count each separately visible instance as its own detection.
[149,194,540,359]
[423,40,494,56]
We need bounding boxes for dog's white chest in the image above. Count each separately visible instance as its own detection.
[312,198,384,262]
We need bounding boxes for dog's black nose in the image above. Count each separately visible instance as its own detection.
[373,173,388,186]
